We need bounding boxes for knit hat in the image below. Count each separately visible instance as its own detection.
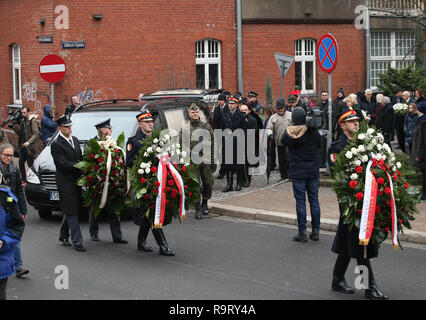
[276,97,286,109]
[292,107,306,125]
[417,101,426,113]
[337,88,345,95]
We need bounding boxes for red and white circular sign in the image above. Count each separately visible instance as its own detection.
[39,54,66,83]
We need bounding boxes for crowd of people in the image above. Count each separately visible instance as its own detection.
[0,86,425,300]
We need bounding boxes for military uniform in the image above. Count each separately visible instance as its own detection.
[126,110,174,256]
[88,119,127,244]
[328,108,388,300]
[180,103,215,219]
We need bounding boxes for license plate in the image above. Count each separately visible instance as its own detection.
[50,192,60,201]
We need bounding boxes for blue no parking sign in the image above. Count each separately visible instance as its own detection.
[317,34,338,73]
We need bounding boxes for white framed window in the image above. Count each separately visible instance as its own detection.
[295,39,316,94]
[195,39,221,90]
[370,31,415,88]
[12,44,22,104]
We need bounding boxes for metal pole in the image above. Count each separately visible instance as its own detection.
[236,0,243,93]
[327,73,332,148]
[365,0,371,89]
[51,83,54,107]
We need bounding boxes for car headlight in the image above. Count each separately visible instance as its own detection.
[26,169,41,184]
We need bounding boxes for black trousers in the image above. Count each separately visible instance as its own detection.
[0,278,7,300]
[333,254,375,286]
[60,214,83,246]
[18,147,34,182]
[422,168,426,197]
[277,146,288,179]
[89,207,123,240]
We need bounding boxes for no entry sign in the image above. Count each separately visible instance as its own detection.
[317,34,338,73]
[39,54,66,83]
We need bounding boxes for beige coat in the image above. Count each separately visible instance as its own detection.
[266,111,292,146]
[14,114,42,157]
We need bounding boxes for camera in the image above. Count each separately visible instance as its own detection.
[305,107,322,129]
[1,109,22,128]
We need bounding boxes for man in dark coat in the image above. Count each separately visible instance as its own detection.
[239,104,258,188]
[374,96,395,147]
[221,95,246,192]
[126,110,175,256]
[88,119,127,244]
[411,102,426,200]
[327,108,388,300]
[357,89,376,116]
[212,93,227,179]
[64,95,80,115]
[51,115,85,252]
[282,107,321,242]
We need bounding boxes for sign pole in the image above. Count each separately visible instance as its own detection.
[280,65,284,98]
[327,73,332,151]
[51,83,55,107]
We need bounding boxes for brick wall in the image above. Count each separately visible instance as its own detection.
[0,0,237,118]
[241,24,366,105]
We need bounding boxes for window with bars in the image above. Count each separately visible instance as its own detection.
[370,31,415,88]
[195,39,221,89]
[12,44,22,104]
[294,39,315,93]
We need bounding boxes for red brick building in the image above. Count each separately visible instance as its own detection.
[0,0,423,119]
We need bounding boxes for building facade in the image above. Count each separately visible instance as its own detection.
[0,0,424,119]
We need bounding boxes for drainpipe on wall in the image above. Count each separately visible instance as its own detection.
[365,0,371,89]
[236,0,243,93]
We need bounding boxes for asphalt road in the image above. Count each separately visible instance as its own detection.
[7,206,426,300]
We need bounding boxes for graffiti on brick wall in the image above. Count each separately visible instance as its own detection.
[78,87,117,105]
[22,81,47,114]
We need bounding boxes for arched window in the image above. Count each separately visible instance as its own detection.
[195,39,221,89]
[295,39,316,93]
[12,44,22,104]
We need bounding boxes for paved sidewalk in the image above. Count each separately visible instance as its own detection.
[210,180,426,245]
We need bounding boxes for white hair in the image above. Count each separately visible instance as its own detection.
[365,89,373,94]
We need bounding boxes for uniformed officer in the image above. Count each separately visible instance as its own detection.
[247,90,262,113]
[126,110,175,256]
[327,108,388,300]
[180,103,214,219]
[88,119,127,244]
[51,115,85,252]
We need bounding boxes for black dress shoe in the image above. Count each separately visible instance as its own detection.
[201,199,209,215]
[365,282,389,300]
[222,185,233,192]
[159,245,175,256]
[217,173,225,180]
[293,232,308,242]
[332,277,355,294]
[195,204,203,219]
[74,244,86,252]
[309,231,320,241]
[138,242,153,252]
[235,184,242,191]
[90,235,100,242]
[59,238,72,247]
[113,238,128,244]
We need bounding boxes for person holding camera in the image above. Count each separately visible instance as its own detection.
[281,107,321,242]
[11,106,42,183]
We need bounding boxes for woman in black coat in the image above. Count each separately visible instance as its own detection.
[411,102,426,200]
[374,96,394,146]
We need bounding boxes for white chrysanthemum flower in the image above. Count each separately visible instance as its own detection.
[345,151,353,159]
[153,138,159,144]
[396,162,401,169]
[164,134,170,141]
[354,160,361,166]
[350,173,358,180]
[181,151,187,157]
[147,147,153,153]
[357,145,365,152]
[382,154,387,161]
[351,147,358,154]
[392,166,397,172]
[138,169,144,175]
[143,152,148,157]
[361,155,369,163]
[176,149,181,155]
[140,162,146,169]
[179,158,185,164]
[176,143,180,148]
[145,168,150,174]
[155,147,161,153]
[367,128,375,135]
[358,134,366,140]
[159,141,164,147]
[377,144,382,151]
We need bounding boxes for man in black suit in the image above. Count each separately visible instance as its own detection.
[51,115,85,252]
[64,95,80,115]
[239,104,258,188]
[88,119,127,244]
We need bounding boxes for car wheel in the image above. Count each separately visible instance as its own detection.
[38,208,53,219]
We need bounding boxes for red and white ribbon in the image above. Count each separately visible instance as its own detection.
[359,160,378,246]
[385,170,398,249]
[154,154,186,228]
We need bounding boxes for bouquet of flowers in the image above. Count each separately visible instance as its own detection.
[393,103,408,116]
[331,125,421,247]
[75,133,133,218]
[129,130,200,228]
